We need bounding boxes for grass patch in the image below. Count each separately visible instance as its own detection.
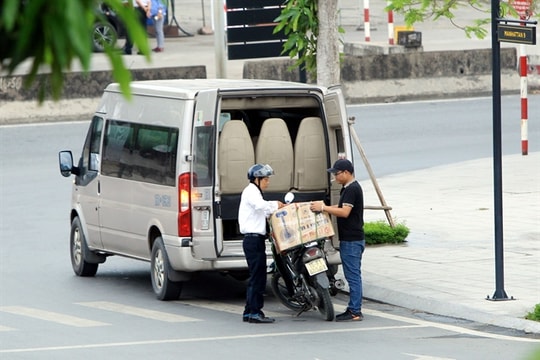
[365,220,409,245]
[525,303,540,322]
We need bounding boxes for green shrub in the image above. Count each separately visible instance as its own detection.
[364,221,409,245]
[525,303,540,322]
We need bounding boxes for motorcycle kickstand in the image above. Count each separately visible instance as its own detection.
[295,305,310,317]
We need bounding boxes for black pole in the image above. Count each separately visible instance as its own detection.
[488,0,510,301]
[298,50,307,83]
[299,67,307,83]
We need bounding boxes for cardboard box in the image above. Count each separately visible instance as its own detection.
[269,202,335,252]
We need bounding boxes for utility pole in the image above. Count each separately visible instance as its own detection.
[487,0,509,301]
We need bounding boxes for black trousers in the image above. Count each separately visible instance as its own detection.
[242,234,267,315]
[124,6,147,52]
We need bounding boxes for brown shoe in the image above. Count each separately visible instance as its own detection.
[152,47,164,53]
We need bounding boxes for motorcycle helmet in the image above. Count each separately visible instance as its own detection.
[247,164,275,181]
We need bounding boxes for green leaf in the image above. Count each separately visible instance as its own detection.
[105,46,133,100]
[1,0,19,30]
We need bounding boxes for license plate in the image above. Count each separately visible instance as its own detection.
[305,258,328,276]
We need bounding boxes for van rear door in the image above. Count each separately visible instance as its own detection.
[325,86,353,158]
[190,89,222,259]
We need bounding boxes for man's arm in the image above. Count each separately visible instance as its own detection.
[310,201,352,218]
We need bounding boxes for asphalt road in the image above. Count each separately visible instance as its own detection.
[349,94,540,179]
[1,97,539,359]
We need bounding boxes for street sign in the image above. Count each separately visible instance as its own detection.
[498,24,537,44]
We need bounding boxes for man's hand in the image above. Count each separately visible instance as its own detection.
[310,201,325,213]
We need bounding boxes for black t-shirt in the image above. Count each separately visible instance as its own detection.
[336,180,364,241]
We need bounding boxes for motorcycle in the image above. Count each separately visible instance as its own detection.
[269,192,343,321]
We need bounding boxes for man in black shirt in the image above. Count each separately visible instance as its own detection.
[311,159,365,321]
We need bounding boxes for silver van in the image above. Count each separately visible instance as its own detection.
[59,79,353,300]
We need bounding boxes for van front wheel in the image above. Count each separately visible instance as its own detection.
[70,217,99,277]
[151,237,182,300]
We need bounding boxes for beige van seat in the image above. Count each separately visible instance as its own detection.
[255,118,294,192]
[218,120,254,194]
[293,117,328,191]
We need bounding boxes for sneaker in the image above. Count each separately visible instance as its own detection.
[152,47,164,52]
[335,309,363,322]
[248,313,275,324]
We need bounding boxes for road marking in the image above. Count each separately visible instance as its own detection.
[76,301,201,323]
[177,299,284,318]
[1,303,537,354]
[0,306,108,327]
[363,308,540,343]
[403,353,456,360]
[0,324,426,353]
[0,325,16,331]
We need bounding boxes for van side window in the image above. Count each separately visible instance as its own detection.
[335,128,345,154]
[80,116,104,173]
[101,120,179,186]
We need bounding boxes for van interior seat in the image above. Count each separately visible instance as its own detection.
[218,120,254,194]
[255,118,294,192]
[293,116,328,191]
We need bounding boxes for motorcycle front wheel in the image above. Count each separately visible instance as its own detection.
[315,283,335,321]
[270,272,303,311]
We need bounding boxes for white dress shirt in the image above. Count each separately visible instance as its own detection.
[238,183,278,235]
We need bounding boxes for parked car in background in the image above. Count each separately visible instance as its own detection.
[92,3,126,52]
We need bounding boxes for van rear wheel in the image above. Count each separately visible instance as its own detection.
[151,237,182,300]
[70,217,99,277]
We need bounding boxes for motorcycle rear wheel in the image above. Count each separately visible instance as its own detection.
[270,272,303,311]
[315,283,335,321]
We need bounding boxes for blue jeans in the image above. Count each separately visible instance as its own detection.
[154,17,165,48]
[243,235,267,316]
[340,240,365,314]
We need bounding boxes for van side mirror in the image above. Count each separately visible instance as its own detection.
[59,151,74,177]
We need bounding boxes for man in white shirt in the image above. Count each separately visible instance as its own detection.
[239,164,284,324]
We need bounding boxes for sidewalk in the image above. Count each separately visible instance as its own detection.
[349,152,540,334]
[3,0,539,122]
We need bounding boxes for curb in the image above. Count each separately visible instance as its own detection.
[363,280,540,335]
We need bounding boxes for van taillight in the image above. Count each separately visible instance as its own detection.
[178,173,191,237]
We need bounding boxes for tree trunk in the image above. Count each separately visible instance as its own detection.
[317,0,340,87]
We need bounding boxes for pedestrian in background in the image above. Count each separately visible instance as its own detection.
[150,0,166,52]
[310,159,365,322]
[123,0,150,55]
[239,164,284,324]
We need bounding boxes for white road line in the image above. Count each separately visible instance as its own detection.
[403,353,456,360]
[0,325,17,331]
[0,324,426,353]
[0,306,108,327]
[362,308,540,343]
[77,301,201,323]
[177,299,284,318]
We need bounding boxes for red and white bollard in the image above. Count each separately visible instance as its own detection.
[519,44,528,156]
[363,0,370,42]
[387,2,394,45]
